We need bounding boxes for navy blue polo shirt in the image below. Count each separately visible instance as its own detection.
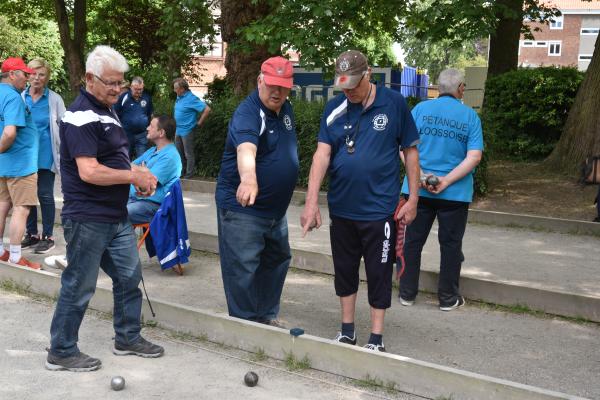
[113,90,153,134]
[318,86,419,221]
[215,90,299,220]
[60,89,131,223]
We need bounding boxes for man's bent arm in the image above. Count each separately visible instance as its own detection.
[236,142,258,207]
[197,106,211,127]
[76,156,157,193]
[429,150,482,195]
[0,126,17,153]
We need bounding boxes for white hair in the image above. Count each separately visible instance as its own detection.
[85,45,129,76]
[438,68,465,95]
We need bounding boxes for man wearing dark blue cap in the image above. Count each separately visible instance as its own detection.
[301,50,421,352]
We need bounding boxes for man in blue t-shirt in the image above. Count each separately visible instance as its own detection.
[399,68,484,312]
[113,76,153,159]
[0,57,40,270]
[215,56,298,325]
[301,51,421,352]
[127,115,182,224]
[46,46,163,373]
[173,78,211,179]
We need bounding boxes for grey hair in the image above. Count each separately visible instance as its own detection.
[173,77,189,91]
[131,76,144,85]
[28,58,52,75]
[438,68,465,95]
[85,45,129,76]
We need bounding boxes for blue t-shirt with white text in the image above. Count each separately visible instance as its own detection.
[401,95,484,203]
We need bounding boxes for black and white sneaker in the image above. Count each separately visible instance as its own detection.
[45,351,102,372]
[439,296,465,311]
[399,296,415,306]
[113,337,164,358]
[333,332,357,345]
[34,236,55,254]
[21,234,40,249]
[363,343,386,352]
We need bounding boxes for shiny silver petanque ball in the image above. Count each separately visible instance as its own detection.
[244,371,259,387]
[426,175,440,187]
[111,376,126,391]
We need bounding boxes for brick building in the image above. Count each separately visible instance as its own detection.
[518,0,600,71]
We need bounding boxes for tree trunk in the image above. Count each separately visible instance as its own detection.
[546,36,600,172]
[487,0,523,78]
[54,0,87,94]
[220,0,277,96]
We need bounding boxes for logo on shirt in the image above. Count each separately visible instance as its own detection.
[381,222,391,263]
[283,114,293,131]
[372,114,388,131]
[141,100,147,107]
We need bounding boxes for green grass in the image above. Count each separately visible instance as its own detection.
[250,347,267,362]
[284,351,311,371]
[354,374,383,389]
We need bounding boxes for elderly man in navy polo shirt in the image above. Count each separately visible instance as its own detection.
[113,76,153,159]
[215,56,298,326]
[46,45,163,372]
[301,50,421,352]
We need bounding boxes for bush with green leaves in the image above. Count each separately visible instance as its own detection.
[481,67,584,160]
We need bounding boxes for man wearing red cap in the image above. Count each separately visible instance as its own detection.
[215,56,298,325]
[0,57,41,269]
[301,50,421,352]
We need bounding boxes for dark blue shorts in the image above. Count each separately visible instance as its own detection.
[329,215,396,309]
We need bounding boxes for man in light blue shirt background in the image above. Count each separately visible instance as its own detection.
[127,115,182,224]
[173,78,211,179]
[399,68,484,312]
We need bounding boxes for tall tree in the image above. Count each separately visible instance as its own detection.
[220,0,277,96]
[54,0,87,93]
[546,35,600,172]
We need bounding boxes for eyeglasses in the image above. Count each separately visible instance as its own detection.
[459,82,467,89]
[94,74,124,89]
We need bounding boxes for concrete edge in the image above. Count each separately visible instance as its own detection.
[187,231,600,323]
[179,179,600,236]
[0,263,588,400]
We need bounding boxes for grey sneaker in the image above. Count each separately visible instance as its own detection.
[440,296,465,311]
[399,296,415,306]
[363,343,386,352]
[113,337,164,358]
[333,332,357,345]
[21,234,40,249]
[34,236,55,254]
[45,351,102,372]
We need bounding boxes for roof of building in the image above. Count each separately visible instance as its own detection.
[546,0,600,11]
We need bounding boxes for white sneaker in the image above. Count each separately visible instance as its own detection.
[399,297,414,306]
[363,343,386,352]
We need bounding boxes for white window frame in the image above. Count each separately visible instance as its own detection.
[535,41,548,47]
[581,27,600,35]
[578,54,593,61]
[548,41,561,56]
[550,15,564,29]
[522,40,534,47]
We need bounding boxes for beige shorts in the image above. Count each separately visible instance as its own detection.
[0,173,38,207]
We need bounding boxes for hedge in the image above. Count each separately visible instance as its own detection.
[481,66,584,160]
[192,87,488,196]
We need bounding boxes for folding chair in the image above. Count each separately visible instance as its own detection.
[133,222,184,276]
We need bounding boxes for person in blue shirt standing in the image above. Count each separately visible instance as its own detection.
[127,114,182,224]
[0,57,41,270]
[301,50,421,352]
[173,78,211,179]
[113,76,153,159]
[399,68,484,312]
[21,58,66,254]
[215,56,298,326]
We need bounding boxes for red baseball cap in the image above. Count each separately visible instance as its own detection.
[1,57,35,74]
[261,56,293,88]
